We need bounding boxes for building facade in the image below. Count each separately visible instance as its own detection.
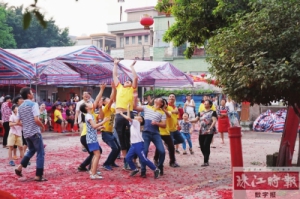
[108,6,161,60]
[153,16,210,75]
[75,33,116,55]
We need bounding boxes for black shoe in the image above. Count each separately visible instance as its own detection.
[170,162,180,168]
[140,172,146,178]
[77,166,88,172]
[154,169,160,179]
[158,166,164,176]
[130,169,139,177]
[201,162,209,167]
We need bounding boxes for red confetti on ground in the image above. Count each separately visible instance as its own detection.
[0,132,232,199]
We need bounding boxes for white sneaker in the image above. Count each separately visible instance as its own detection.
[89,170,102,176]
[90,174,103,180]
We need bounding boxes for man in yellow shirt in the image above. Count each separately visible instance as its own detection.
[198,95,216,113]
[99,83,120,171]
[168,93,184,167]
[113,59,138,169]
[154,99,177,169]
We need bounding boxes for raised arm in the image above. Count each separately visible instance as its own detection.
[133,92,143,112]
[93,83,106,110]
[107,81,117,108]
[120,104,132,122]
[113,59,120,86]
[130,60,138,88]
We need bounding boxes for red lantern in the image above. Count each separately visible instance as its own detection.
[140,14,154,30]
[200,73,206,78]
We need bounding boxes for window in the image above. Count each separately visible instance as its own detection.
[120,37,124,48]
[125,37,129,45]
[132,36,135,44]
[144,35,148,43]
[138,36,142,44]
[177,43,187,56]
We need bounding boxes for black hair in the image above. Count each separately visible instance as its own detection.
[162,98,168,106]
[20,87,31,100]
[12,104,17,112]
[55,103,61,108]
[12,95,22,104]
[159,98,165,108]
[169,93,176,97]
[140,116,145,126]
[205,100,213,108]
[80,103,88,114]
[183,112,189,117]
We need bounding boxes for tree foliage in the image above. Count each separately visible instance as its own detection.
[0,6,16,48]
[207,0,300,105]
[5,5,74,48]
[162,0,251,58]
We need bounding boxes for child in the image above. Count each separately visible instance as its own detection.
[121,104,160,179]
[80,102,107,180]
[54,104,68,133]
[8,105,23,166]
[180,113,194,155]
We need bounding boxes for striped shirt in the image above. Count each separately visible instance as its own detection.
[18,100,41,138]
[142,105,166,133]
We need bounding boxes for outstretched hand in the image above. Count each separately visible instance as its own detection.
[131,60,137,67]
[114,59,120,65]
[100,83,106,90]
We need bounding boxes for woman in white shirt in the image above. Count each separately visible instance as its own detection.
[184,94,196,131]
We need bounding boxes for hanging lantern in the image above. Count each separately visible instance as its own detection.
[140,14,154,30]
[200,73,206,78]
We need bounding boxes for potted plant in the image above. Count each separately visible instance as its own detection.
[155,0,173,17]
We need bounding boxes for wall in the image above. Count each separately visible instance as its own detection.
[127,10,158,21]
[57,87,81,102]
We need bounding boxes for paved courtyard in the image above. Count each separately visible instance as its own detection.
[0,131,297,199]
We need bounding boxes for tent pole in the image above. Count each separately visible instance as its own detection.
[14,85,15,97]
[36,84,38,102]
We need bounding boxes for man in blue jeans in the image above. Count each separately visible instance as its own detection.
[167,94,184,158]
[15,87,47,181]
[134,97,166,177]
[100,83,121,170]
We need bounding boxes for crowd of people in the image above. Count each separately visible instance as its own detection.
[0,59,241,181]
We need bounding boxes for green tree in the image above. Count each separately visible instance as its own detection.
[207,0,300,106]
[5,5,74,48]
[0,6,16,48]
[161,0,251,58]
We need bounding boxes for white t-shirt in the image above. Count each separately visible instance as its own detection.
[226,101,235,112]
[185,99,195,114]
[130,120,144,144]
[9,113,22,136]
[75,100,90,123]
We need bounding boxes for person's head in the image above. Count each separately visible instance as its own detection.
[4,95,12,102]
[47,98,50,102]
[82,91,90,101]
[69,104,73,110]
[186,94,192,100]
[102,96,110,106]
[12,104,18,114]
[221,99,226,106]
[168,93,176,104]
[123,78,133,88]
[182,112,189,120]
[79,102,93,114]
[56,104,61,110]
[13,95,23,105]
[162,98,168,109]
[204,100,213,109]
[203,95,208,101]
[227,96,232,102]
[20,87,33,100]
[40,103,45,110]
[154,97,165,108]
[134,115,145,126]
[178,104,182,108]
